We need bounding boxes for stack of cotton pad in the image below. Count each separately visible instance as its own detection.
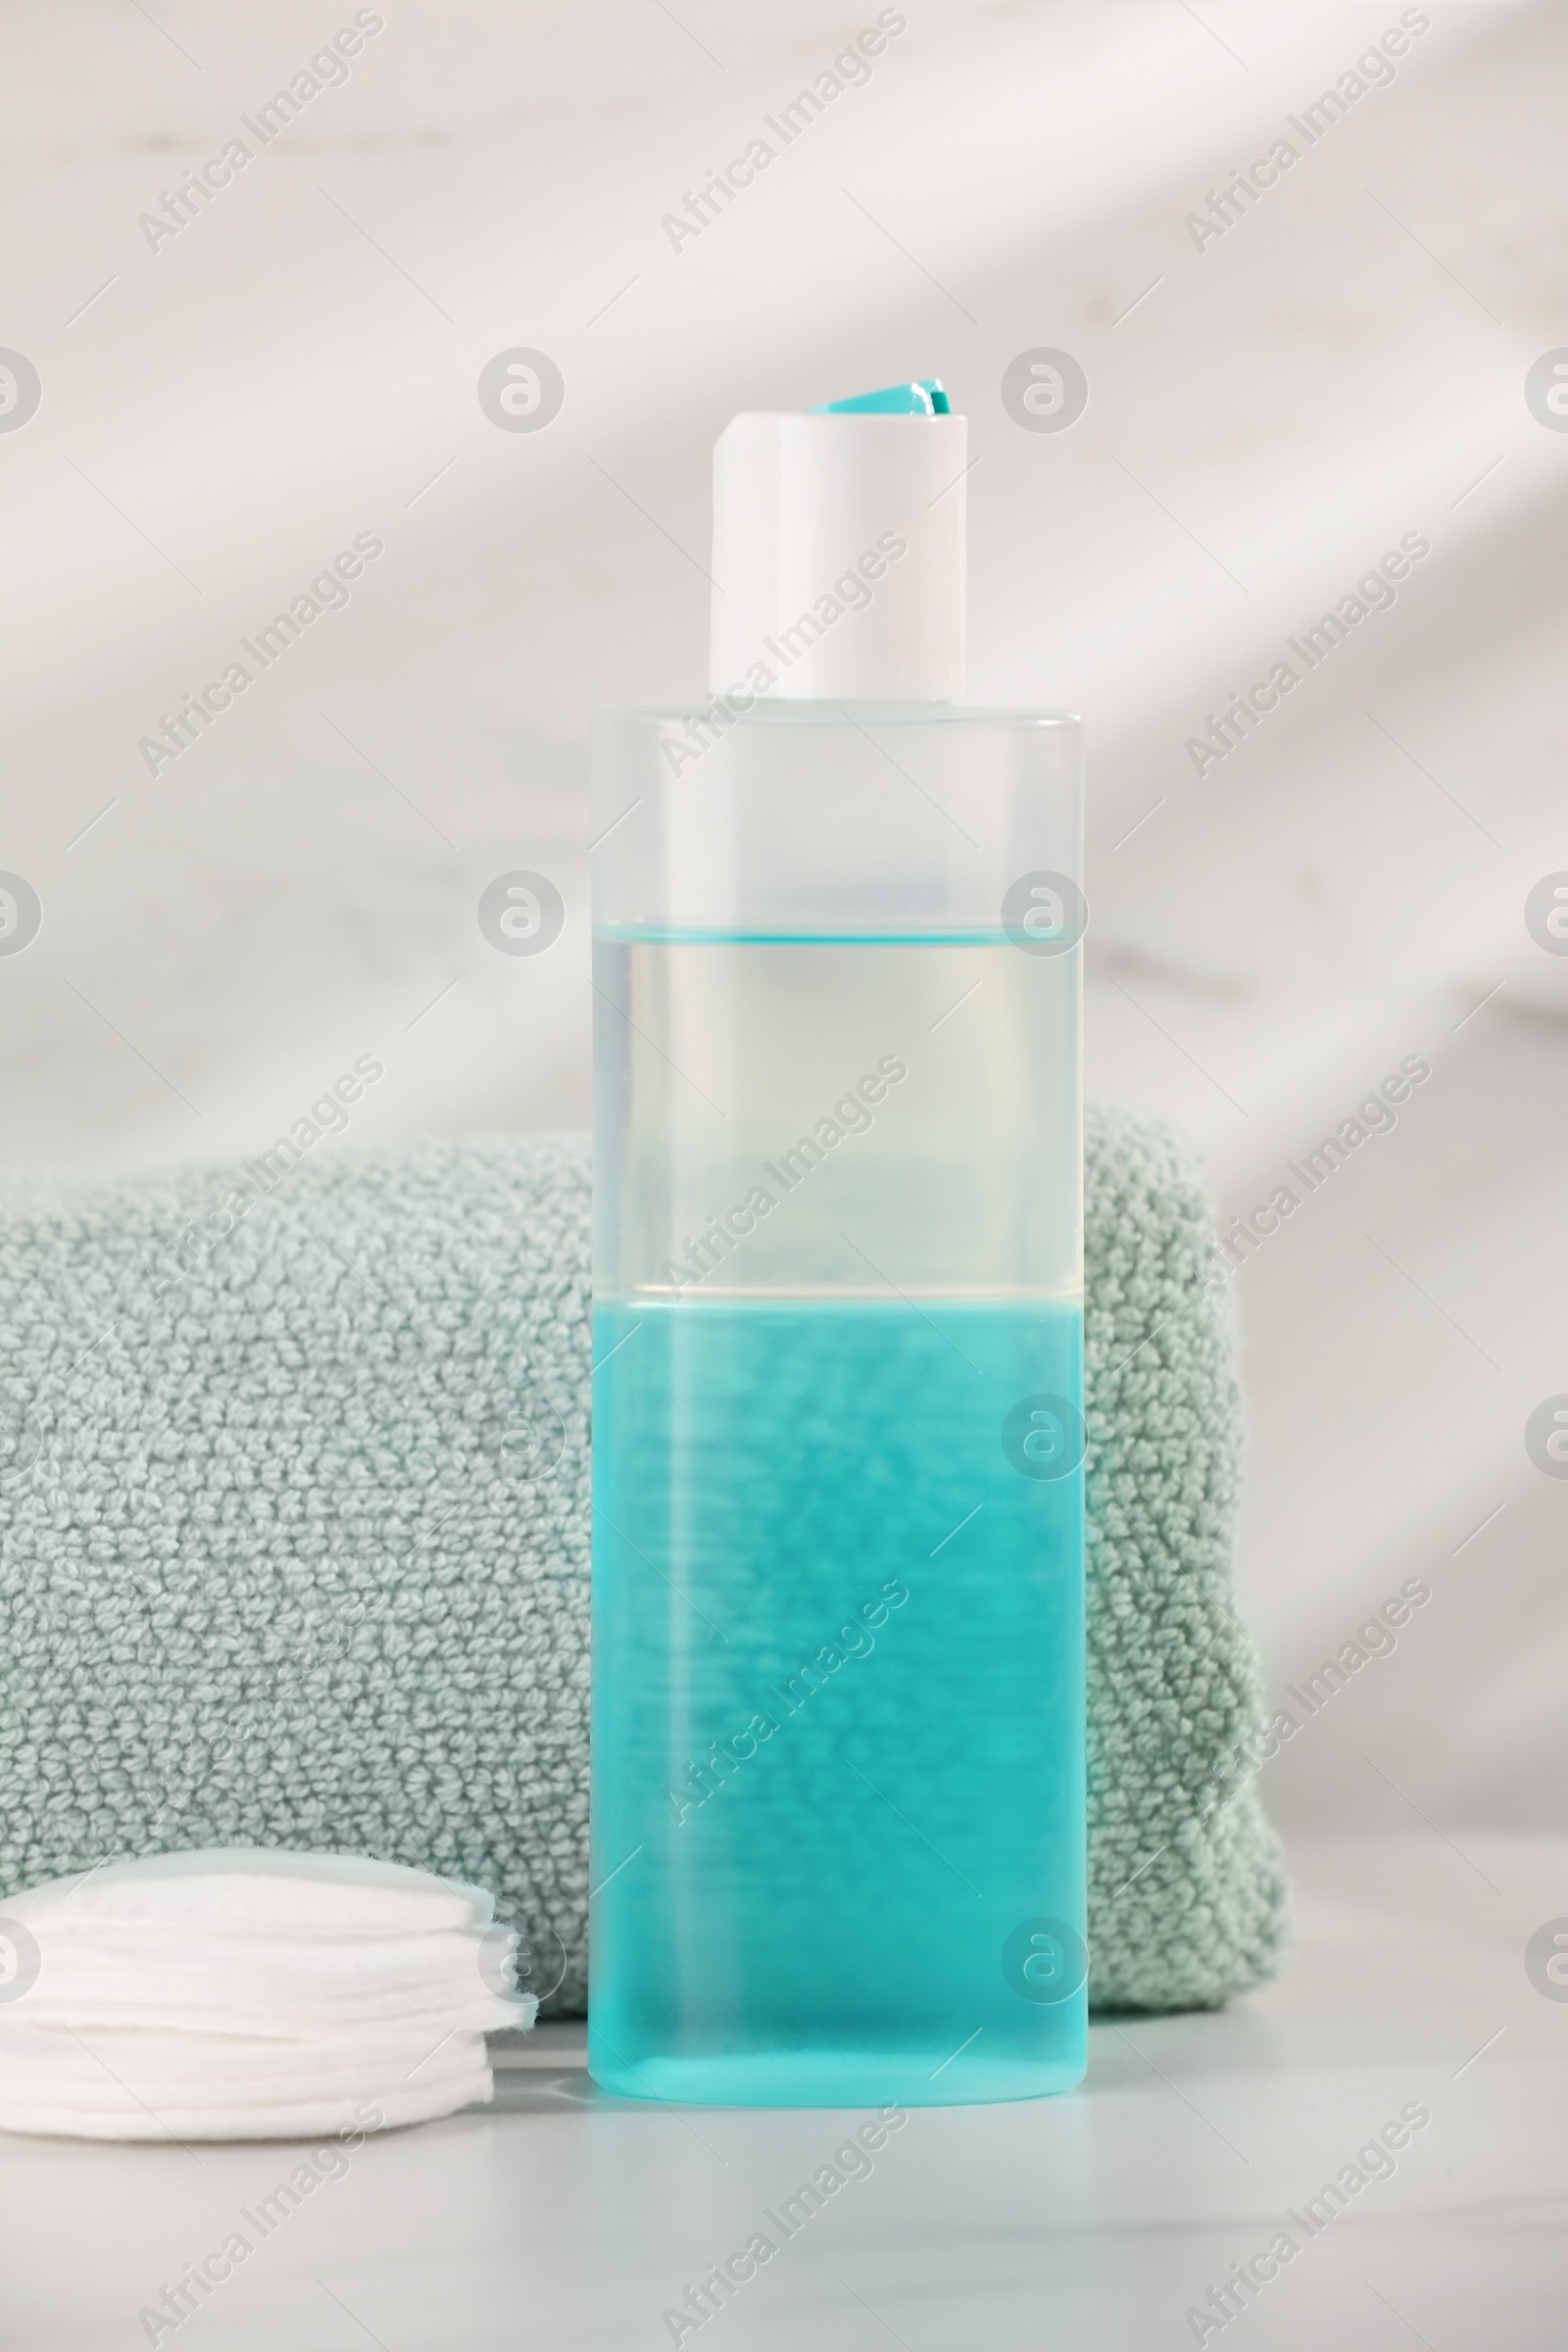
[0,1849,533,2140]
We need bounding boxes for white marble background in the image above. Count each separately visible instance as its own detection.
[1,0,1563,1848]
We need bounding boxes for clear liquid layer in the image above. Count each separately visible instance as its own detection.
[593,937,1080,1301]
[589,1295,1086,2107]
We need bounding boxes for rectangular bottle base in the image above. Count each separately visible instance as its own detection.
[586,2036,1087,2109]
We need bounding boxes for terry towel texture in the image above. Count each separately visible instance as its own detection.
[0,1115,1285,2017]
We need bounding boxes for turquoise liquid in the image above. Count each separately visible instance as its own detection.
[589,1292,1086,2106]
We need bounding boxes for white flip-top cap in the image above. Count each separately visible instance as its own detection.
[710,384,966,701]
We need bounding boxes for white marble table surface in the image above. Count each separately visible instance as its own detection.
[4,1835,1563,2351]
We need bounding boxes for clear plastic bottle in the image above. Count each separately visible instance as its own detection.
[588,388,1086,2107]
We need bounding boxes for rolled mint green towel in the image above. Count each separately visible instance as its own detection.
[0,1112,1285,2016]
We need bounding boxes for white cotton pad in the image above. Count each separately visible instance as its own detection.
[0,2019,497,2140]
[0,1848,534,2141]
[10,1848,496,1937]
[12,1931,524,2035]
